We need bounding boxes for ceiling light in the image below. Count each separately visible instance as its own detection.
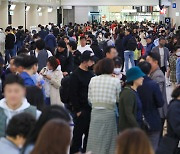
[26,6,30,11]
[48,7,53,13]
[10,4,16,10]
[37,7,41,12]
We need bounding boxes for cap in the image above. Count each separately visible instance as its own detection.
[126,66,145,82]
[81,50,96,62]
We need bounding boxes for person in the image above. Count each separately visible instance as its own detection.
[26,86,45,111]
[105,46,118,59]
[165,35,178,54]
[55,40,73,75]
[177,57,180,85]
[137,61,164,151]
[31,119,71,154]
[0,113,36,154]
[77,36,93,54]
[145,35,155,55]
[151,37,170,75]
[116,128,154,154]
[119,66,145,131]
[30,39,52,72]
[115,31,125,72]
[86,58,121,154]
[90,39,103,60]
[5,28,16,64]
[67,41,81,71]
[169,45,180,88]
[38,26,48,40]
[146,52,168,137]
[69,50,95,154]
[23,105,71,154]
[123,29,137,72]
[20,55,38,86]
[40,56,63,106]
[44,30,56,53]
[157,86,180,154]
[0,74,41,137]
[16,26,25,52]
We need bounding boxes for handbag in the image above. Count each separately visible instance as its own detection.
[141,115,151,132]
[156,134,180,154]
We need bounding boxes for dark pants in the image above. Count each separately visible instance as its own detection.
[160,118,165,140]
[70,108,91,154]
[5,49,15,64]
[160,66,166,75]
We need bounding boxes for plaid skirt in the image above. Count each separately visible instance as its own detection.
[86,109,117,154]
[170,70,177,83]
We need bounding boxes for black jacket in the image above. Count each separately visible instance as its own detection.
[90,41,103,60]
[55,48,73,74]
[5,33,15,50]
[72,50,81,71]
[69,67,94,113]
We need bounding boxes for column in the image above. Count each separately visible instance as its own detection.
[0,0,8,29]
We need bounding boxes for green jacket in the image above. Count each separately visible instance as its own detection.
[119,87,139,131]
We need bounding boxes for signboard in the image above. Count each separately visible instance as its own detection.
[172,3,176,8]
[10,11,14,16]
[165,17,171,24]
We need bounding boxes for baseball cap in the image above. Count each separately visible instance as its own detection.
[81,50,97,62]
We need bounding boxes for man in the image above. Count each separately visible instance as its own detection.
[0,113,36,154]
[20,55,38,86]
[55,40,73,76]
[38,26,48,40]
[5,28,16,64]
[77,36,93,54]
[146,52,168,138]
[145,35,155,55]
[0,74,41,137]
[101,32,115,52]
[122,28,136,72]
[69,50,95,154]
[105,46,118,59]
[151,37,170,75]
[16,26,25,52]
[137,61,164,151]
[30,39,52,72]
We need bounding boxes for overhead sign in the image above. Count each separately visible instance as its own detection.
[165,17,171,24]
[172,3,176,8]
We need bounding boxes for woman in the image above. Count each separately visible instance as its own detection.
[157,86,180,154]
[40,56,63,105]
[119,66,145,131]
[169,45,180,88]
[22,105,71,154]
[166,35,178,54]
[116,128,154,154]
[31,119,71,154]
[86,58,121,154]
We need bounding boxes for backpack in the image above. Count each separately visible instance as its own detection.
[127,37,137,51]
[99,40,109,52]
[59,75,73,111]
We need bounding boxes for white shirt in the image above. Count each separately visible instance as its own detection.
[159,47,165,67]
[77,45,93,54]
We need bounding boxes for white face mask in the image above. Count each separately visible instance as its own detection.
[114,68,121,75]
[176,52,180,57]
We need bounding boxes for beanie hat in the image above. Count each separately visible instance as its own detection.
[126,66,145,82]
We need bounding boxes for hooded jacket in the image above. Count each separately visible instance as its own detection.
[0,98,41,137]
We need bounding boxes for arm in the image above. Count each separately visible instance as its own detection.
[121,92,139,127]
[153,83,164,108]
[69,74,81,113]
[49,71,63,89]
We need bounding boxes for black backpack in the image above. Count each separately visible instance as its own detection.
[99,40,109,52]
[60,75,73,111]
[127,37,137,51]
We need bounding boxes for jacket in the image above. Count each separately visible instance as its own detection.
[55,48,73,74]
[0,137,20,154]
[38,30,48,40]
[90,41,103,60]
[176,58,180,84]
[0,98,41,137]
[119,87,139,131]
[5,33,15,50]
[122,34,132,51]
[151,46,170,69]
[145,42,155,55]
[137,76,164,132]
[20,72,35,86]
[150,68,168,118]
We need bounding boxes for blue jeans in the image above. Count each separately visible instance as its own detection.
[5,49,16,64]
[124,51,135,72]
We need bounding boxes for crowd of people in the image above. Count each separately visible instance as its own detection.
[0,20,180,154]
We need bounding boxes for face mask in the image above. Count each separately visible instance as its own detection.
[114,68,121,75]
[176,52,180,57]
